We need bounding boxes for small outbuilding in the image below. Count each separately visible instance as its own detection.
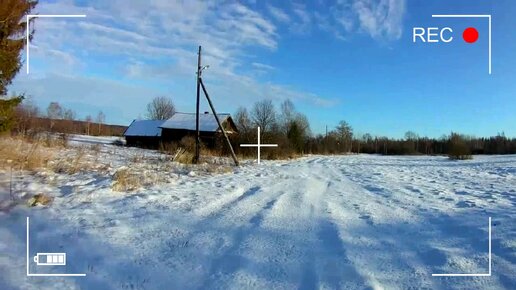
[123,120,163,148]
[123,112,238,149]
[160,112,238,147]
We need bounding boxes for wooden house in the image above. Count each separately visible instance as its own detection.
[160,112,237,147]
[123,112,237,148]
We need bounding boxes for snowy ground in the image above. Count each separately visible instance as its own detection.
[0,138,515,289]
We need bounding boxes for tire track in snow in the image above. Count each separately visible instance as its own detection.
[311,161,433,290]
[201,165,331,289]
[306,167,373,289]
[215,163,371,289]
[194,171,305,289]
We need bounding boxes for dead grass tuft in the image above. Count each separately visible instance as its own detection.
[112,167,141,192]
[51,147,86,174]
[205,164,234,174]
[27,193,53,207]
[0,137,54,171]
[174,149,195,164]
[159,136,204,164]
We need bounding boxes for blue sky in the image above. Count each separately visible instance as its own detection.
[9,0,516,138]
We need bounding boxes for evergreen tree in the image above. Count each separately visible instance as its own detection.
[1,0,38,95]
[0,0,37,132]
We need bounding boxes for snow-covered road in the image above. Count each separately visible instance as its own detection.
[1,154,515,289]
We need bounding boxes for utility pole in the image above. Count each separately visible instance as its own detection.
[199,79,239,166]
[192,46,239,166]
[194,46,201,164]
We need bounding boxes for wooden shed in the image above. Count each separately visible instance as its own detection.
[160,112,238,147]
[123,120,163,148]
[124,113,238,149]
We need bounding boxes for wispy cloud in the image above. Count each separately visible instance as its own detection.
[267,4,291,23]
[351,0,406,40]
[251,62,275,71]
[11,0,405,125]
[266,0,406,41]
[290,3,313,34]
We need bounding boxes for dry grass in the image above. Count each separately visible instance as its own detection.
[0,137,54,171]
[175,150,195,164]
[27,193,53,207]
[0,136,104,175]
[51,147,86,174]
[112,167,141,192]
[1,135,237,197]
[204,164,234,174]
[159,136,204,164]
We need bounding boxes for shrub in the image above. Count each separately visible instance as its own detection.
[448,133,473,160]
[0,96,24,133]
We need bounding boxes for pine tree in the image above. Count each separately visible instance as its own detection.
[0,1,37,132]
[1,0,38,95]
[0,95,23,132]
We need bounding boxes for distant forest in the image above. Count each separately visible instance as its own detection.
[6,98,516,159]
[231,99,516,159]
[9,99,126,136]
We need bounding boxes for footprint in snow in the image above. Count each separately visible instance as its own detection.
[455,190,469,195]
[359,214,373,225]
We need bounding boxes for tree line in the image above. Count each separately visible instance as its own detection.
[228,99,516,160]
[1,1,514,159]
[10,99,125,136]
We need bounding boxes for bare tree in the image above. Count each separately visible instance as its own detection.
[14,97,39,134]
[63,108,76,120]
[62,108,76,133]
[47,102,62,119]
[85,115,92,135]
[235,107,251,133]
[280,99,296,135]
[405,130,419,152]
[96,111,105,135]
[251,99,276,132]
[47,102,62,131]
[146,96,175,120]
[293,113,310,137]
[336,120,353,153]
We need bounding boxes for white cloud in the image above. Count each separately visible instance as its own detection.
[251,62,275,71]
[351,0,406,40]
[11,73,166,122]
[290,3,312,34]
[10,0,336,125]
[267,5,291,23]
[11,0,405,125]
[266,0,406,41]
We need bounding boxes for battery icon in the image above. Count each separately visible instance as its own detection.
[33,253,66,266]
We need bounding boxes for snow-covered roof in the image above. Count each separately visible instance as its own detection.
[160,112,231,132]
[123,120,163,137]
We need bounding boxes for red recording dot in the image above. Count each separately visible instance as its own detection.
[463,27,479,43]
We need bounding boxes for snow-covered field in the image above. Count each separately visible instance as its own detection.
[0,137,515,290]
